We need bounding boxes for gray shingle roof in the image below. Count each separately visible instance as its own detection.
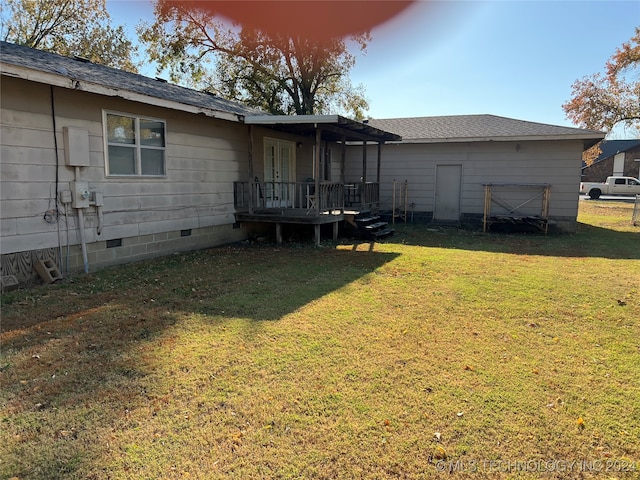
[0,41,262,118]
[368,115,605,143]
[593,139,640,163]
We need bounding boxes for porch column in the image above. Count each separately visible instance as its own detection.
[376,142,382,184]
[315,127,322,214]
[340,135,346,184]
[377,142,383,210]
[248,125,255,214]
[361,141,367,210]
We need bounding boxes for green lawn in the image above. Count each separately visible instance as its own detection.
[1,200,639,479]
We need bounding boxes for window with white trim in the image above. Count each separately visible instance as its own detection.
[104,112,166,176]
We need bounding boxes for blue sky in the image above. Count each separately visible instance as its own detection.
[108,0,639,136]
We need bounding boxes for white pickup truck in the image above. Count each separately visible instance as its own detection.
[580,176,640,199]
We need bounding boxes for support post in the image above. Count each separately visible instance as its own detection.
[276,223,282,244]
[333,221,339,242]
[314,224,321,246]
[340,135,346,184]
[483,184,491,232]
[248,125,255,214]
[315,128,322,214]
[361,141,367,210]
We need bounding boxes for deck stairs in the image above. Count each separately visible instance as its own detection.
[347,210,395,241]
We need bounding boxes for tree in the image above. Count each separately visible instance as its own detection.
[563,28,640,135]
[0,0,139,72]
[137,0,370,118]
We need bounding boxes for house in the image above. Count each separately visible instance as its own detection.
[346,116,605,233]
[581,139,640,182]
[1,42,606,286]
[0,42,398,285]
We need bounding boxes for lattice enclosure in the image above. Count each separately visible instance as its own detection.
[633,195,640,226]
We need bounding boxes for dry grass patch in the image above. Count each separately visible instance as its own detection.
[1,200,639,479]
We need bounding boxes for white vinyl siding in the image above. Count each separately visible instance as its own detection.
[346,139,586,231]
[1,77,248,257]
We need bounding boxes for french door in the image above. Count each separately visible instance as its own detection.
[264,138,295,207]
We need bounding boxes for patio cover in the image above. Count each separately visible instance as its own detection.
[243,114,402,143]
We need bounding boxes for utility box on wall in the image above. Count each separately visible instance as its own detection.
[63,126,91,167]
[72,181,91,208]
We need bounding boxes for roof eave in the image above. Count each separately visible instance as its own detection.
[0,63,243,123]
[388,133,606,146]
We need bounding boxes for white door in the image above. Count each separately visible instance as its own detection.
[434,164,462,222]
[264,138,295,207]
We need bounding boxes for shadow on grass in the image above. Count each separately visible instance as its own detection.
[0,245,398,478]
[385,223,640,260]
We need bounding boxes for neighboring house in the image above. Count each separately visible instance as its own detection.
[581,140,640,182]
[346,116,605,233]
[0,42,398,284]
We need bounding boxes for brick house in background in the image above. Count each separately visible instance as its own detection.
[581,140,640,181]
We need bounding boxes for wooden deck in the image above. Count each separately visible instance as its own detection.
[235,208,343,246]
[233,181,384,245]
[235,208,344,225]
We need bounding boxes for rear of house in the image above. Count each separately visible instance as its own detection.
[0,42,399,285]
[346,116,604,233]
[1,42,607,287]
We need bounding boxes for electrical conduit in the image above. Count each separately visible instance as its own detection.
[75,166,89,273]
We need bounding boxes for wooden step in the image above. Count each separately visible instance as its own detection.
[363,221,388,230]
[355,216,379,224]
[371,228,395,239]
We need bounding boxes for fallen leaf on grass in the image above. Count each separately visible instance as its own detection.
[577,417,585,430]
[464,365,474,371]
[434,445,447,459]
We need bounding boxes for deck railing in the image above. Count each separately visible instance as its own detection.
[233,181,380,214]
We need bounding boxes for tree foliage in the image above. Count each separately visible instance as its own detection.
[137,0,369,118]
[0,0,138,72]
[563,28,640,135]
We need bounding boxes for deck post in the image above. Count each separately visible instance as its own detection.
[276,223,282,244]
[314,224,321,246]
[333,221,339,241]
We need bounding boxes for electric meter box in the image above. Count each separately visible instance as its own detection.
[72,182,91,208]
[63,127,91,167]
